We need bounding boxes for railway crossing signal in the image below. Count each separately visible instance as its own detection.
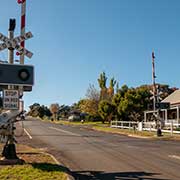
[0,31,33,58]
[0,64,34,86]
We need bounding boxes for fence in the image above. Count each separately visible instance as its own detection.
[111,120,180,134]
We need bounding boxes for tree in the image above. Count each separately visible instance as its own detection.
[50,103,59,120]
[119,84,129,97]
[117,87,151,121]
[86,84,100,101]
[107,77,116,100]
[98,72,108,100]
[58,105,71,118]
[28,103,50,118]
[98,100,115,123]
[79,84,100,119]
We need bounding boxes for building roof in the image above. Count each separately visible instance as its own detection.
[162,89,180,105]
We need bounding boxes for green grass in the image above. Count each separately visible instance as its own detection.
[0,163,67,180]
[42,118,180,140]
[44,119,156,137]
[0,144,68,180]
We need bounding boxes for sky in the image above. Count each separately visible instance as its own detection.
[0,0,180,109]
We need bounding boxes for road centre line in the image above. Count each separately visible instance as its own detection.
[49,127,80,136]
[24,128,32,139]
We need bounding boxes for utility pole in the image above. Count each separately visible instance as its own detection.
[152,52,162,136]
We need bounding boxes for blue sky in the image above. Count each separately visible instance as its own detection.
[0,0,180,109]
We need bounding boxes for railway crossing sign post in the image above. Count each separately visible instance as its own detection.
[0,17,34,161]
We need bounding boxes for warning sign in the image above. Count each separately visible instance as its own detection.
[3,90,19,110]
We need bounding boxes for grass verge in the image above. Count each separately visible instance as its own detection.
[42,118,180,140]
[0,144,68,180]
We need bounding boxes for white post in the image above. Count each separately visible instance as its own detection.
[144,111,146,122]
[177,106,179,124]
[171,121,173,136]
[165,109,168,123]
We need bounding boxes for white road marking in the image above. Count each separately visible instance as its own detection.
[169,155,180,160]
[49,127,80,136]
[41,152,60,165]
[24,128,32,139]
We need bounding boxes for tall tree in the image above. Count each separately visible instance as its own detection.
[98,72,108,100]
[107,77,116,100]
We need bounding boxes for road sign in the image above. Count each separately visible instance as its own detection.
[3,90,19,110]
[0,31,33,58]
[0,64,34,86]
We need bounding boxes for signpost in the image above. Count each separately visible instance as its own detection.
[0,31,33,58]
[3,90,19,110]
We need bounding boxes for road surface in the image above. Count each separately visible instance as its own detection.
[17,117,180,180]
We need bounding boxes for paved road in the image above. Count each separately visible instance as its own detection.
[17,118,180,180]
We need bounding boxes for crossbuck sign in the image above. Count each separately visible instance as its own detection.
[0,31,33,58]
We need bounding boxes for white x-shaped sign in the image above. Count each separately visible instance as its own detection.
[0,31,33,58]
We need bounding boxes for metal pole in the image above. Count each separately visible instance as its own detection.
[8,19,16,88]
[17,0,26,106]
[18,0,26,65]
[152,52,156,112]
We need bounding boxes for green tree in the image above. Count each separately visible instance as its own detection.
[98,100,115,123]
[98,72,108,100]
[117,87,151,121]
[107,77,116,100]
[28,103,49,118]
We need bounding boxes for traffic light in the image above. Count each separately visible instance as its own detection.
[0,64,34,86]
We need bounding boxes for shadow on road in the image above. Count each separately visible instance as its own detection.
[71,171,169,180]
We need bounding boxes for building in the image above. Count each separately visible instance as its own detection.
[161,89,180,123]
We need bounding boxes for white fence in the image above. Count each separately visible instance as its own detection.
[111,121,180,134]
[111,121,138,130]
